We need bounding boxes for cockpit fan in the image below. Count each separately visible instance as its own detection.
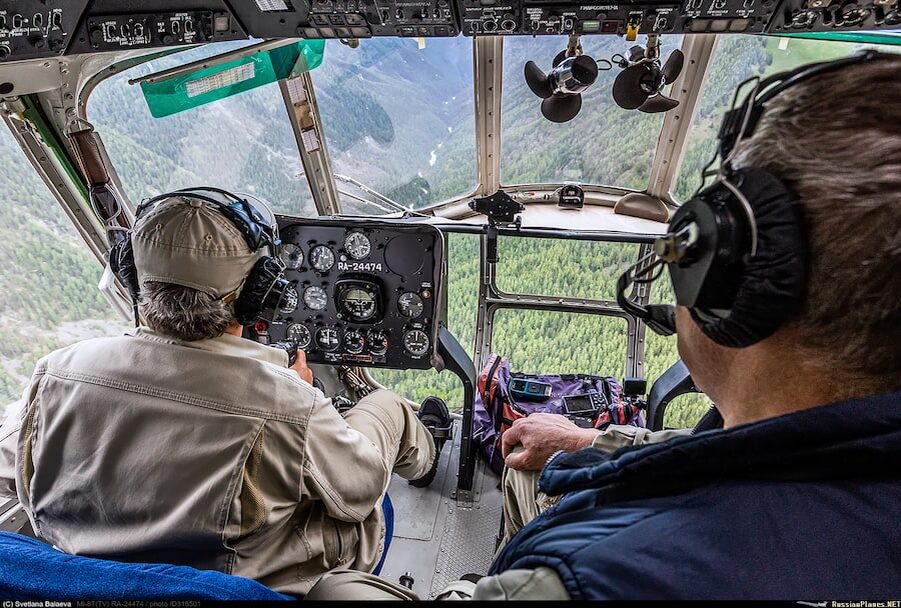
[524,36,602,123]
[612,34,684,114]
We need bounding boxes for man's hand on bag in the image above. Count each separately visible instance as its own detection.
[502,413,599,471]
[290,349,315,385]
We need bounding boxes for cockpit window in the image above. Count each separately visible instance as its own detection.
[672,35,901,201]
[501,35,681,190]
[492,309,628,377]
[496,236,641,301]
[0,125,128,413]
[88,41,317,216]
[312,38,477,213]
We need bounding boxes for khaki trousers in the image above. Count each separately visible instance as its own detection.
[498,464,561,549]
[347,389,436,483]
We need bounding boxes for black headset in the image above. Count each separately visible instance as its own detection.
[109,187,296,327]
[618,50,891,348]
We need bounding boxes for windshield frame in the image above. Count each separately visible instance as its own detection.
[79,38,484,218]
[76,34,715,220]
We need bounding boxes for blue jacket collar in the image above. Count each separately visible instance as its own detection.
[539,390,901,502]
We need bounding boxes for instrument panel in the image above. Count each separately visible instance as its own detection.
[0,0,898,64]
[249,217,445,370]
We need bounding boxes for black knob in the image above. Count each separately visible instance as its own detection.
[399,572,414,589]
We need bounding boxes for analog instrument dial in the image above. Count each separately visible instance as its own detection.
[367,330,389,356]
[310,245,335,272]
[340,287,377,321]
[403,329,430,358]
[344,232,371,260]
[303,285,328,311]
[315,327,341,352]
[286,323,312,349]
[343,329,366,354]
[279,243,304,270]
[398,292,424,318]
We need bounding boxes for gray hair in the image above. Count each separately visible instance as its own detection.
[734,53,901,390]
[138,281,238,342]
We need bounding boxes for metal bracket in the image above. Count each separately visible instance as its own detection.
[437,327,478,492]
[279,73,341,216]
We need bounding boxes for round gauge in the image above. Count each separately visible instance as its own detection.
[309,245,335,272]
[286,323,312,349]
[344,329,366,355]
[279,243,304,270]
[367,330,389,356]
[340,287,377,321]
[303,285,328,311]
[344,232,371,260]
[278,284,299,315]
[403,329,430,358]
[315,327,341,352]
[398,292,424,318]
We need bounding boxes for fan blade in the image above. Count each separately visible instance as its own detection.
[661,49,685,84]
[541,94,582,123]
[612,64,651,110]
[524,60,554,99]
[638,94,680,113]
[552,50,567,68]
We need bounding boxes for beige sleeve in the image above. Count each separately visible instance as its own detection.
[0,397,24,498]
[591,424,691,452]
[468,568,571,600]
[301,390,389,523]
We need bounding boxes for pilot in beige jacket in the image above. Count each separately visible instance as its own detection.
[0,194,445,596]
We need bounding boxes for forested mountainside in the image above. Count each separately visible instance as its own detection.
[0,34,876,428]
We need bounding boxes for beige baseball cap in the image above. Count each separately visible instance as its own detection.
[131,194,270,299]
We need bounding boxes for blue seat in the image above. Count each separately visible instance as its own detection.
[0,532,293,601]
[373,492,394,576]
[0,494,395,599]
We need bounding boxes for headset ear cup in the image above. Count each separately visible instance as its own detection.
[109,236,141,303]
[234,257,293,325]
[691,168,808,347]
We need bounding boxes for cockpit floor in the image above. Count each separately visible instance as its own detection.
[380,420,504,598]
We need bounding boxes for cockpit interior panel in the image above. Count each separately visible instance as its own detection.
[0,0,898,63]
[250,217,445,370]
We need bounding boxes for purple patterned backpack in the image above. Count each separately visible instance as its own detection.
[472,353,645,474]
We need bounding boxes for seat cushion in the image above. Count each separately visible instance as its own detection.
[0,532,292,600]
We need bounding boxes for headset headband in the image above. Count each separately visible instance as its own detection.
[136,187,278,255]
